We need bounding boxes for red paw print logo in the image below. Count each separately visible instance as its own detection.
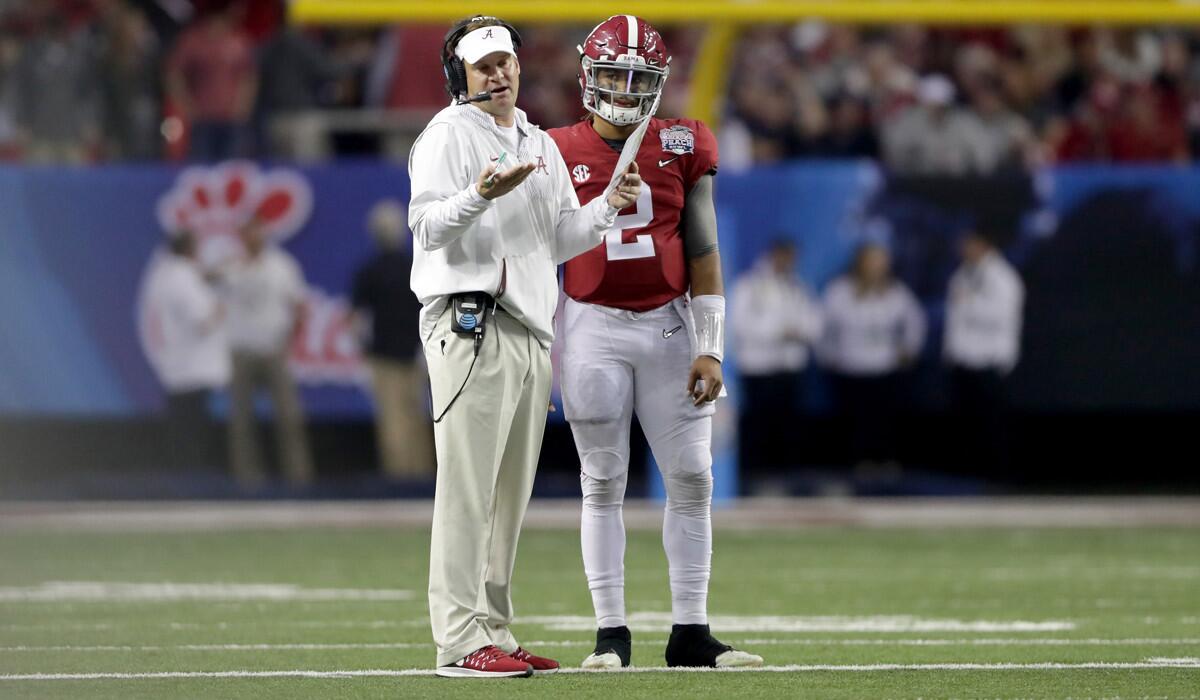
[156,161,314,267]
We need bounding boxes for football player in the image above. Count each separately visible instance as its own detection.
[547,15,763,670]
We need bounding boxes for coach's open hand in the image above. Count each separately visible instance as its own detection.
[687,355,723,406]
[477,161,537,200]
[607,162,642,210]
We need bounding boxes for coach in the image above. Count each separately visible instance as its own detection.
[408,15,641,678]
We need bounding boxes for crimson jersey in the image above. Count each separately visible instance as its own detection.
[548,117,718,312]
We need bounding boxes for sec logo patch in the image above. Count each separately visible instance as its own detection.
[572,164,591,183]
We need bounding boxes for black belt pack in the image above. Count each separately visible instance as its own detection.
[450,292,495,338]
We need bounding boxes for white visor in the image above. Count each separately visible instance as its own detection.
[454,26,516,65]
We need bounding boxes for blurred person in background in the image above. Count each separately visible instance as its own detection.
[164,0,256,161]
[510,25,580,128]
[224,217,313,488]
[882,73,981,174]
[728,75,798,163]
[255,17,368,159]
[0,25,18,159]
[350,199,434,482]
[964,76,1035,173]
[1107,82,1190,163]
[9,5,100,163]
[730,239,824,473]
[97,0,160,160]
[944,230,1024,471]
[366,24,453,113]
[812,92,879,158]
[820,242,926,475]
[140,229,228,472]
[1049,72,1121,161]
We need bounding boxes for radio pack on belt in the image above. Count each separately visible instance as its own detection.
[450,291,495,341]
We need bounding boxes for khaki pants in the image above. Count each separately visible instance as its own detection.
[366,357,435,479]
[228,350,314,486]
[424,307,551,666]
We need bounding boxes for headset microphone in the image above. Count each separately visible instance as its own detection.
[459,91,493,104]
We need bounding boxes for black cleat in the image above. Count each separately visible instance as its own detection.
[665,623,763,668]
[581,625,632,669]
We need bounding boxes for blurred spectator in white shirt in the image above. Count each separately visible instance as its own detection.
[964,77,1035,173]
[944,231,1024,470]
[224,218,313,488]
[882,74,981,175]
[820,242,926,470]
[730,239,824,473]
[140,230,228,471]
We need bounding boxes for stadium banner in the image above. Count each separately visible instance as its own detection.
[1,161,1198,418]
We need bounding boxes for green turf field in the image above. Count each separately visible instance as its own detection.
[1,518,1198,699]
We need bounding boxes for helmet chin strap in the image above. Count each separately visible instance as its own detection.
[598,90,661,127]
[600,96,644,125]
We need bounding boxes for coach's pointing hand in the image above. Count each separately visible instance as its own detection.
[607,162,641,210]
[477,161,537,200]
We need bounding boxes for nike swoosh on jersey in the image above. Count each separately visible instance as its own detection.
[662,325,683,339]
[657,157,679,167]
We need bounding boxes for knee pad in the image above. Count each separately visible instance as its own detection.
[578,442,628,482]
[663,444,713,519]
[581,469,628,510]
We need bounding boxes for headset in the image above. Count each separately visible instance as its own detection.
[441,16,523,104]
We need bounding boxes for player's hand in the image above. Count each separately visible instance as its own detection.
[606,162,641,210]
[477,161,536,200]
[687,355,723,407]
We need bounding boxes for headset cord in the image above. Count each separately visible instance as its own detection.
[432,299,500,424]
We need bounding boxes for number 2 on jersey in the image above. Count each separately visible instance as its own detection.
[604,183,654,261]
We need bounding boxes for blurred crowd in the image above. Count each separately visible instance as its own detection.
[3,1,1199,167]
[0,0,385,162]
[726,23,1200,170]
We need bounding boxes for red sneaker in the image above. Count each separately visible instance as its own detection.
[435,645,533,678]
[512,647,560,675]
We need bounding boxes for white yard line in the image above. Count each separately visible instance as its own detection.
[0,643,429,652]
[0,582,412,603]
[520,613,1077,633]
[4,638,1199,653]
[735,638,1200,647]
[3,660,1200,681]
[4,497,1200,532]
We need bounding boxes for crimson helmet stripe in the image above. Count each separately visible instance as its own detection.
[625,14,638,55]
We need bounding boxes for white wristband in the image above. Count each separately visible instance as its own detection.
[691,294,725,363]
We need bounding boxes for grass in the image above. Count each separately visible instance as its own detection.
[1,519,1198,698]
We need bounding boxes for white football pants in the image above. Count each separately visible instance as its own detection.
[561,296,715,629]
